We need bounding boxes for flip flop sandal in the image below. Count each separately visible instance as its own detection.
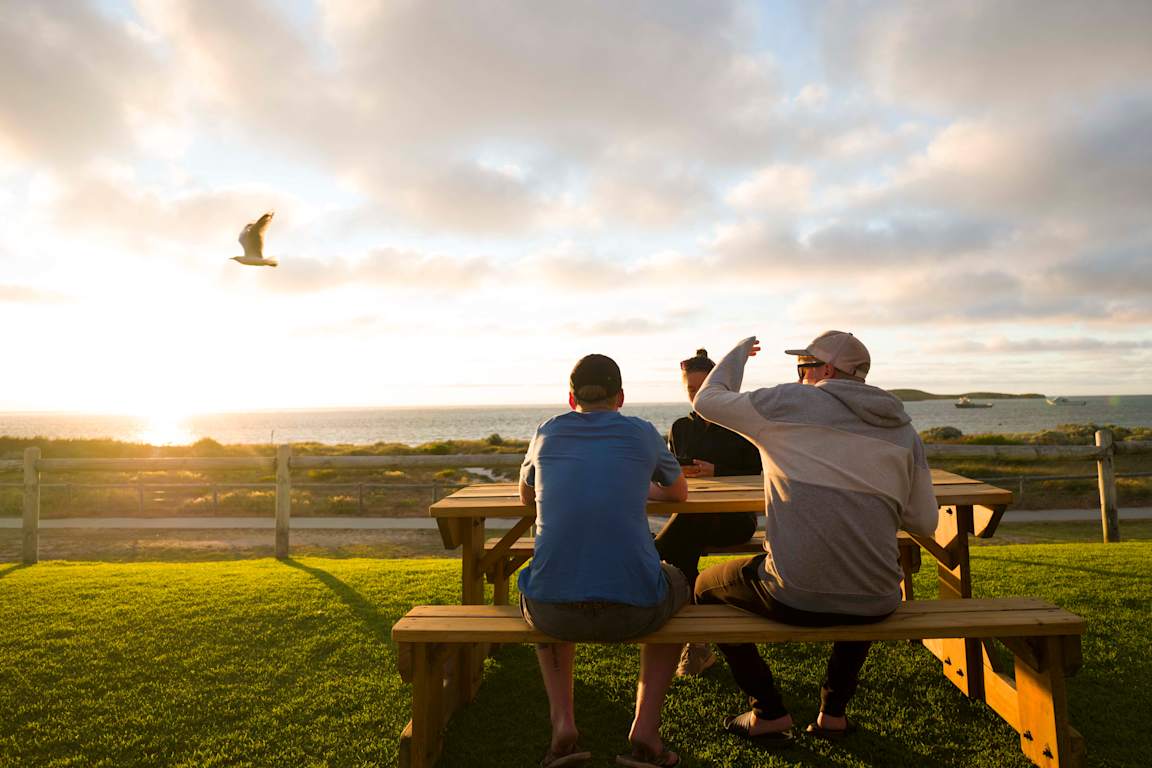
[540,745,592,768]
[723,713,795,749]
[615,747,681,767]
[804,719,858,739]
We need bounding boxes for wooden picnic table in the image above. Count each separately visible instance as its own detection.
[429,468,1013,703]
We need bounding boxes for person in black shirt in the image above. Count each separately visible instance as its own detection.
[656,348,762,676]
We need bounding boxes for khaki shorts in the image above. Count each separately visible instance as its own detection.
[520,562,690,642]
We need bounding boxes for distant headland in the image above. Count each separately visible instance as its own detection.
[887,389,1047,402]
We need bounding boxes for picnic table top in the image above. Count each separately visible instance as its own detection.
[430,468,1011,520]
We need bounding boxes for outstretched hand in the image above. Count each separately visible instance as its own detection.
[746,336,761,358]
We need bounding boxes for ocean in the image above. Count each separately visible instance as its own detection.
[1,395,1150,446]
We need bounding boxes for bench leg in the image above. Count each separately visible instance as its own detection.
[979,636,1085,768]
[925,506,985,699]
[401,643,447,768]
[492,558,510,606]
[1013,636,1084,768]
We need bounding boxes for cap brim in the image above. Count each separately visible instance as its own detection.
[783,348,811,356]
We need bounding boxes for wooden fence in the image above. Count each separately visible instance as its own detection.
[5,432,1150,564]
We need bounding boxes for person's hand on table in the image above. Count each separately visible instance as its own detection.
[682,460,715,478]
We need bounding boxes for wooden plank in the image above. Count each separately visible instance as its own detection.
[1016,637,1077,767]
[436,519,462,550]
[38,457,275,472]
[396,642,413,683]
[392,602,1084,645]
[275,445,291,559]
[1096,429,1120,542]
[983,669,1021,731]
[402,598,1058,618]
[972,504,1007,538]
[478,517,535,574]
[408,643,441,768]
[431,475,1012,518]
[391,614,1085,645]
[293,454,524,469]
[930,469,986,484]
[22,447,40,565]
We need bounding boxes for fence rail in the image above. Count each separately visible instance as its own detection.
[7,435,1150,562]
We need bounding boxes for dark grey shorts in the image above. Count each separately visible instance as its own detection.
[520,562,690,642]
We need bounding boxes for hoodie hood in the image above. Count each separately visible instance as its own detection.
[815,379,911,428]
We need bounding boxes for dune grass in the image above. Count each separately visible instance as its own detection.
[1,545,1150,767]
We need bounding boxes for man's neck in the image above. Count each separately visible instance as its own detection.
[575,404,618,413]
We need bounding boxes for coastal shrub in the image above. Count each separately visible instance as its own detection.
[959,434,1015,445]
[921,426,962,441]
[422,442,453,455]
[1030,430,1073,445]
[486,433,504,446]
[189,437,224,456]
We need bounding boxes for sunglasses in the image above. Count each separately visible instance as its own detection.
[796,361,826,381]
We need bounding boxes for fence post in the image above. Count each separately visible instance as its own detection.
[1095,429,1119,542]
[23,447,40,564]
[275,444,292,558]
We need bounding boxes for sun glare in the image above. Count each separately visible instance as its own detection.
[135,410,196,447]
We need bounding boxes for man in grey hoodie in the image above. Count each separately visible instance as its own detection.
[691,331,939,747]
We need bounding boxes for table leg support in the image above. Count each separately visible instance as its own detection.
[924,505,986,699]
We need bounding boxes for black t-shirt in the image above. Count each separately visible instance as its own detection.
[668,412,761,477]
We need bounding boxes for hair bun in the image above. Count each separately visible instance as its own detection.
[695,348,708,357]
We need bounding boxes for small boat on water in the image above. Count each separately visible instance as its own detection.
[955,396,993,409]
[1046,397,1087,406]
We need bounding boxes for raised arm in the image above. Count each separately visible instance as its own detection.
[692,336,762,431]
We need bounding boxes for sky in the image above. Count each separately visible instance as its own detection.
[1,0,1150,416]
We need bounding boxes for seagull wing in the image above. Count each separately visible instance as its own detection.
[238,211,274,258]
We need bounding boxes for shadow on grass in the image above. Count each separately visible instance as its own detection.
[978,555,1148,580]
[280,558,392,644]
[0,563,29,579]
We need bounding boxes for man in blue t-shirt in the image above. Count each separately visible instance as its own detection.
[518,354,689,768]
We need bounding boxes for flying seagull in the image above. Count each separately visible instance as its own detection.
[231,212,278,267]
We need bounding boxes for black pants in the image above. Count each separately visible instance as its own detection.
[654,511,757,591]
[694,554,891,719]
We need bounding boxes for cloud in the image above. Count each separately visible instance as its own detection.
[825,0,1152,112]
[258,247,495,294]
[0,2,168,167]
[726,164,812,212]
[931,337,1152,355]
[563,309,702,336]
[47,171,294,264]
[0,284,69,303]
[585,165,713,228]
[130,0,781,233]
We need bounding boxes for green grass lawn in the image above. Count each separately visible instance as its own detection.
[2,545,1150,767]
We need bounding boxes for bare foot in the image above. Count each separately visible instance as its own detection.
[815,712,847,731]
[727,710,793,736]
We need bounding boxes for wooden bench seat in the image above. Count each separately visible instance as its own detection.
[393,599,1085,768]
[482,531,923,603]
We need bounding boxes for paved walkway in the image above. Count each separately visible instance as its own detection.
[2,508,1150,530]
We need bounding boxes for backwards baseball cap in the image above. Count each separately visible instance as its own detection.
[785,330,871,378]
[569,353,622,402]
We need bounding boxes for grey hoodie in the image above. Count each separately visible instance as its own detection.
[694,337,938,615]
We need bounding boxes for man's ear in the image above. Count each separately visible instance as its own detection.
[568,392,578,410]
[616,389,625,408]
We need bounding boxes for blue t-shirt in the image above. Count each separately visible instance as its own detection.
[517,410,682,606]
